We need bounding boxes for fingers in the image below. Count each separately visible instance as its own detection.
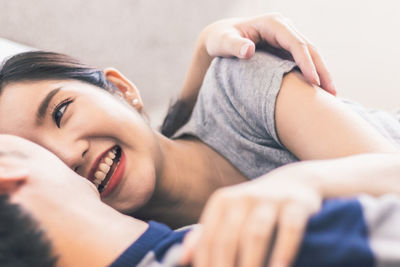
[206,13,337,94]
[193,199,311,267]
[257,14,337,95]
[287,24,337,95]
[193,195,224,267]
[186,178,321,267]
[212,202,246,267]
[289,41,321,87]
[208,30,256,59]
[307,45,337,95]
[238,203,277,267]
[269,20,321,88]
[194,193,248,267]
[179,226,202,266]
[239,42,256,59]
[283,24,337,95]
[269,203,310,267]
[230,35,255,59]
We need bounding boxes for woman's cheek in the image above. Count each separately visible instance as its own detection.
[103,156,158,213]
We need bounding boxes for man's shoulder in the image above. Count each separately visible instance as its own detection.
[110,221,193,267]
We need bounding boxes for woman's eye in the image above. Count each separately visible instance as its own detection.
[53,100,72,128]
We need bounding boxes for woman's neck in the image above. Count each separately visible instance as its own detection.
[134,133,246,228]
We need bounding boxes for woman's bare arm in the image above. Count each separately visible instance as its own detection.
[180,14,337,105]
[181,70,400,267]
[275,71,398,159]
[281,153,400,197]
[162,14,336,136]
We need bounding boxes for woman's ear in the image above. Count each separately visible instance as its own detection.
[103,68,143,111]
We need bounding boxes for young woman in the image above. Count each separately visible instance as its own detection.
[0,13,399,267]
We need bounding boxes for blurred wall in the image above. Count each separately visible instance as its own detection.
[0,0,268,126]
[266,0,400,112]
[1,0,400,127]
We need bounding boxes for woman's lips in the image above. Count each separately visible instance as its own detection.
[100,149,126,198]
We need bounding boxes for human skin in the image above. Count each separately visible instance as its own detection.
[0,53,397,218]
[0,13,399,267]
[0,64,397,226]
[0,75,247,227]
[0,13,340,228]
[2,135,400,267]
[176,71,399,267]
[0,135,148,267]
[179,13,337,113]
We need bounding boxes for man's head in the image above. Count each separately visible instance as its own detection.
[0,134,98,267]
[0,135,146,267]
[0,194,56,267]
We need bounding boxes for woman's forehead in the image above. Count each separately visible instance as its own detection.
[3,79,81,91]
[1,79,99,104]
[0,81,63,135]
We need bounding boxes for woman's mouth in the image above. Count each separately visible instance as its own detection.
[88,145,126,197]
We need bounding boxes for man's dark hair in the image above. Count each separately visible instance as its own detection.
[0,195,57,267]
[0,51,116,93]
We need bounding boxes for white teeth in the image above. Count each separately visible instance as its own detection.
[95,171,106,180]
[104,157,113,166]
[92,147,119,189]
[108,151,116,159]
[99,163,110,173]
[93,177,102,187]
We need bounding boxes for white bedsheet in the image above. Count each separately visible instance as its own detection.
[0,37,32,62]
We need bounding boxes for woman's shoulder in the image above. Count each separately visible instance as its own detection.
[210,50,296,82]
[197,51,297,135]
[202,51,297,107]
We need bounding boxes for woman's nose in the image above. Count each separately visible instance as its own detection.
[47,139,89,171]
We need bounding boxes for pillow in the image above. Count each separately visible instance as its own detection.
[0,37,33,63]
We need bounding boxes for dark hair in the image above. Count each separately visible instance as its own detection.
[160,99,193,137]
[160,42,296,137]
[0,51,116,93]
[0,194,57,267]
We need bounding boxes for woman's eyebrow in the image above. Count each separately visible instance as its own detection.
[36,87,62,125]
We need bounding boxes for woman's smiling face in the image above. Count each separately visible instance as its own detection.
[0,76,162,213]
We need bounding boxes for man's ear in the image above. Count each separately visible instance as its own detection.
[103,68,143,111]
[0,169,28,195]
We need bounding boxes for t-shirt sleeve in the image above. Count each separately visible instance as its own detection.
[201,51,297,147]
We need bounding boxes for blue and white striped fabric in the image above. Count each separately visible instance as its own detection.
[110,194,400,267]
[296,194,400,267]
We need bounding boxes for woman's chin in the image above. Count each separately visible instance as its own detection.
[104,178,157,215]
[108,195,154,216]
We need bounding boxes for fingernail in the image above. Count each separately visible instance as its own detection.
[328,80,337,95]
[314,72,321,86]
[240,44,250,57]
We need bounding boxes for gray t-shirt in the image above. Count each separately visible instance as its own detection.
[174,51,400,179]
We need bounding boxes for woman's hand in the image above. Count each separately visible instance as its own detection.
[162,13,335,137]
[201,13,336,95]
[179,169,322,267]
